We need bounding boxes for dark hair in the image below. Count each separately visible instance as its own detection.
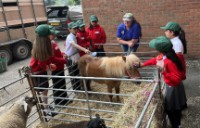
[163,49,183,71]
[133,20,142,38]
[172,29,187,54]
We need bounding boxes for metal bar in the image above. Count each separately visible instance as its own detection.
[34,87,134,97]
[38,97,124,106]
[0,76,26,90]
[16,0,27,38]
[30,74,154,82]
[0,0,11,40]
[83,79,92,119]
[43,113,114,122]
[30,0,37,26]
[94,42,149,46]
[134,82,158,128]
[0,89,29,107]
[39,103,119,114]
[146,103,158,128]
[26,117,40,127]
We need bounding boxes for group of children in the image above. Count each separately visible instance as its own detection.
[29,15,106,116]
[29,12,187,127]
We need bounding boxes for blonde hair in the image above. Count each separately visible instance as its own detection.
[99,54,140,77]
[31,35,53,61]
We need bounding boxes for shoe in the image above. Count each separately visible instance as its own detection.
[43,106,57,117]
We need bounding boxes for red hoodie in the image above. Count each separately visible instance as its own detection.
[86,24,106,49]
[77,30,90,56]
[143,54,186,86]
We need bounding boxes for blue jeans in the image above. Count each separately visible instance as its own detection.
[121,44,139,55]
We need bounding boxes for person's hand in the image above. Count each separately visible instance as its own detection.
[63,54,68,59]
[49,64,57,71]
[133,62,142,68]
[156,60,164,69]
[128,41,134,48]
[84,49,91,54]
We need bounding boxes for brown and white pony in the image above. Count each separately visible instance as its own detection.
[78,54,141,102]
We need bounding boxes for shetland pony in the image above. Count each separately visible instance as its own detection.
[78,54,141,102]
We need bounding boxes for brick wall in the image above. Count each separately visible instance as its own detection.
[82,0,200,59]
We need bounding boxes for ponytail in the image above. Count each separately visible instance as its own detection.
[173,29,187,54]
[164,49,183,71]
[179,29,187,54]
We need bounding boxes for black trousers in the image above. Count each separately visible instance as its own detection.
[67,60,81,90]
[52,70,69,105]
[166,109,181,128]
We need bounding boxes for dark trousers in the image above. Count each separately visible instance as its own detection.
[166,109,181,128]
[67,60,81,90]
[95,47,106,57]
[52,70,69,105]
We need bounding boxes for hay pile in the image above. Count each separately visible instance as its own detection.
[111,83,164,128]
[34,81,164,128]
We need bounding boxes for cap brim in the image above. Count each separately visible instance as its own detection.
[160,26,167,30]
[79,24,85,27]
[149,39,157,49]
[50,30,60,35]
[91,19,98,22]
[123,18,131,21]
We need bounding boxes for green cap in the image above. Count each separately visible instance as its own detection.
[48,25,60,35]
[149,36,172,52]
[68,22,78,29]
[160,22,181,31]
[123,13,134,21]
[76,20,85,27]
[35,24,51,37]
[90,15,98,22]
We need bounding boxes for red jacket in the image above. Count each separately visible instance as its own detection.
[29,42,66,73]
[86,24,106,49]
[51,41,67,70]
[77,30,90,56]
[143,54,186,86]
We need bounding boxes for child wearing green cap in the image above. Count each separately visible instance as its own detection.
[65,22,90,90]
[76,20,90,56]
[86,15,106,57]
[160,22,187,54]
[48,25,72,106]
[135,36,186,128]
[30,24,67,116]
[161,22,188,110]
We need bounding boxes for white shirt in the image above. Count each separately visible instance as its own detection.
[65,33,80,63]
[170,36,184,53]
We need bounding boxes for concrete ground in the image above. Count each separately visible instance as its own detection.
[181,60,200,128]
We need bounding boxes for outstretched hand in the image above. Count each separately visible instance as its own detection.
[133,62,142,68]
[85,49,91,54]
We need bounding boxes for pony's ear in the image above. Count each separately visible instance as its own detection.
[122,56,126,62]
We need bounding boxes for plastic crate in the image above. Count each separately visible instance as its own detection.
[0,58,7,73]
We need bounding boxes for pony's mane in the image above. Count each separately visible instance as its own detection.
[99,54,140,77]
[100,56,126,77]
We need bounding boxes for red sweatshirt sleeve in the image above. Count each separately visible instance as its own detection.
[143,57,157,67]
[51,56,67,65]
